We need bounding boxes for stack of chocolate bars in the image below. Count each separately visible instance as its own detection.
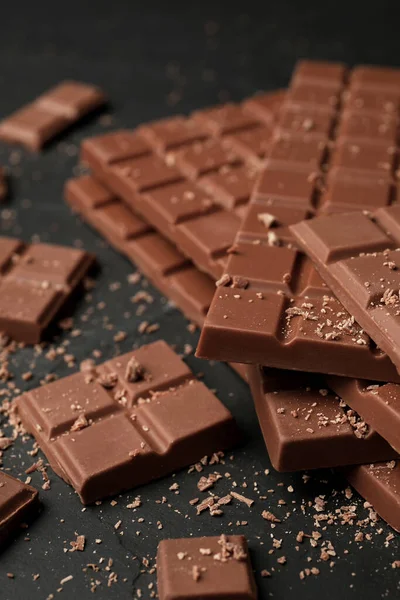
[64,60,400,534]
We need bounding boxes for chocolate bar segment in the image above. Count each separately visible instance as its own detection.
[327,376,400,454]
[157,535,256,600]
[0,81,106,151]
[81,90,283,279]
[197,60,400,380]
[0,237,94,343]
[344,461,400,533]
[291,205,400,374]
[247,365,397,471]
[16,340,239,504]
[0,471,40,549]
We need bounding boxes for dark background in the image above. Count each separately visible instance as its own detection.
[1,1,400,598]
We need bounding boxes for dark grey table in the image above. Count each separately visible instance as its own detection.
[1,1,400,598]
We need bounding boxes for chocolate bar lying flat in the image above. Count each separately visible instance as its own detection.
[0,237,94,343]
[0,81,106,151]
[81,90,284,279]
[157,535,256,600]
[247,365,397,471]
[292,206,400,376]
[344,462,400,532]
[16,340,239,504]
[0,471,39,549]
[197,61,400,382]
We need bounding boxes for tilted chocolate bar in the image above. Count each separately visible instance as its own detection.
[197,61,400,381]
[0,237,94,343]
[80,90,284,279]
[65,175,214,326]
[292,206,400,375]
[157,535,256,600]
[344,461,400,533]
[0,471,40,549]
[247,365,397,471]
[16,340,239,504]
[0,81,106,151]
[0,168,7,201]
[327,376,400,454]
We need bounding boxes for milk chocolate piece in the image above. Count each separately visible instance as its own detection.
[16,340,239,504]
[344,461,400,532]
[247,365,397,471]
[157,535,257,600]
[0,81,106,151]
[197,61,400,381]
[291,206,400,375]
[81,90,283,279]
[0,237,94,343]
[327,376,400,454]
[0,471,39,550]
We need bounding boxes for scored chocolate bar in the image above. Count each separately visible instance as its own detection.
[65,174,214,326]
[0,81,106,151]
[343,461,400,533]
[16,340,239,504]
[0,237,94,343]
[157,535,257,600]
[327,375,400,454]
[247,365,397,471]
[80,90,284,279]
[292,206,400,375]
[197,61,400,382]
[0,471,40,549]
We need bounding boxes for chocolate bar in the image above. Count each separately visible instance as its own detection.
[157,535,256,600]
[292,206,400,375]
[16,340,239,504]
[80,90,284,279]
[65,175,213,326]
[247,365,397,471]
[0,168,7,201]
[0,81,106,151]
[65,175,248,381]
[344,461,400,532]
[0,237,94,343]
[327,376,400,454]
[197,61,400,382]
[0,471,39,549]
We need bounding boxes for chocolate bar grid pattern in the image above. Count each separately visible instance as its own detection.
[0,81,106,151]
[16,340,238,504]
[0,237,93,343]
[197,62,400,381]
[0,471,39,548]
[292,206,400,375]
[80,90,285,279]
[247,365,397,472]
